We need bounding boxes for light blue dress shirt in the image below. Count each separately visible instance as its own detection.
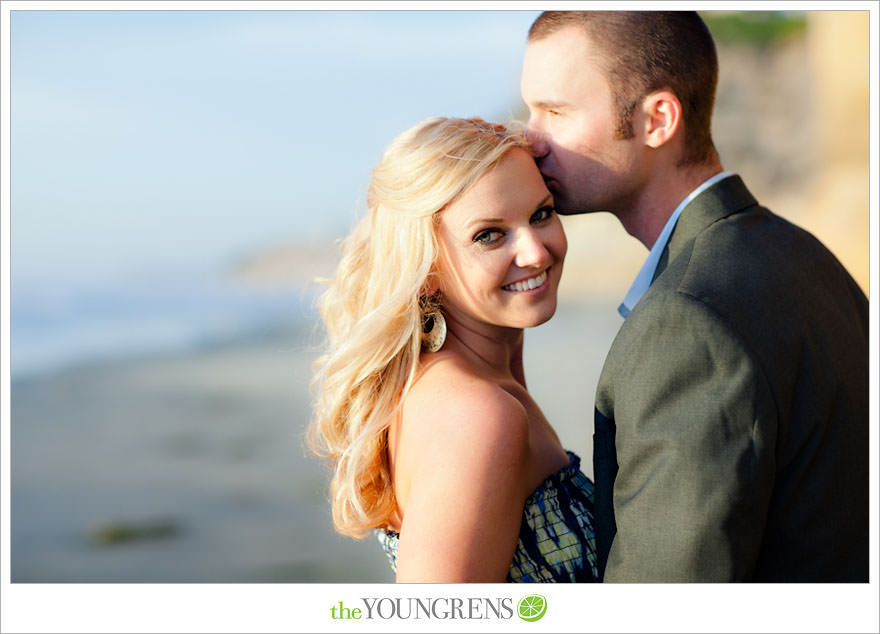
[618,171,734,318]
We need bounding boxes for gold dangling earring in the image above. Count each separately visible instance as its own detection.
[421,309,446,352]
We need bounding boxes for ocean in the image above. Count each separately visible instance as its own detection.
[10,272,313,381]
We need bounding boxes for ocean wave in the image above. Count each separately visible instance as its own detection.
[10,274,316,380]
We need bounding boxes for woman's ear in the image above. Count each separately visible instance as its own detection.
[640,90,682,149]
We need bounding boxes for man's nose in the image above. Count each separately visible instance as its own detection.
[525,121,550,158]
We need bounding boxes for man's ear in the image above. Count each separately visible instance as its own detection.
[640,90,682,149]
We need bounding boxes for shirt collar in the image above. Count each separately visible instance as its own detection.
[617,171,734,318]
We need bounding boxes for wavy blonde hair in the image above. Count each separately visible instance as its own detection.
[307,117,530,538]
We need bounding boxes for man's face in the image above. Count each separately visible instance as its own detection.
[521,26,643,216]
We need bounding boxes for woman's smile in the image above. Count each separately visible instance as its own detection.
[501,268,550,293]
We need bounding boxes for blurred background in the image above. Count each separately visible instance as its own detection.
[5,9,871,582]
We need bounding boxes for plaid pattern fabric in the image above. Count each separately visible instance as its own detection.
[375,451,598,582]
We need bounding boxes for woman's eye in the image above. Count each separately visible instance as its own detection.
[473,229,504,245]
[530,207,555,223]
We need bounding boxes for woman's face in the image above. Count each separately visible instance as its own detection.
[435,147,567,331]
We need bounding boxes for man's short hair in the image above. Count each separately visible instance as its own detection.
[529,11,718,166]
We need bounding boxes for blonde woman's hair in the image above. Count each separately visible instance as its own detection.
[308,117,530,538]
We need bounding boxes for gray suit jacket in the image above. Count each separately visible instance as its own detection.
[593,175,868,582]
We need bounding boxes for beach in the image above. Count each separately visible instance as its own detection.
[10,299,622,583]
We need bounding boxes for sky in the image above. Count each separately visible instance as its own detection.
[9,9,541,287]
[5,7,547,376]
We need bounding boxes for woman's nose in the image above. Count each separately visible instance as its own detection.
[514,229,551,269]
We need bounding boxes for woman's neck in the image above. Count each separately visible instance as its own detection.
[442,310,527,387]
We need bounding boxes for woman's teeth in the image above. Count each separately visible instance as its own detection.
[502,270,548,292]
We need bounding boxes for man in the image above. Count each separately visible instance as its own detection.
[521,11,868,582]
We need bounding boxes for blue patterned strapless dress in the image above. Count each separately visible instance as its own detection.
[376,451,598,582]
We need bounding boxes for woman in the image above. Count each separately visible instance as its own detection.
[308,117,597,582]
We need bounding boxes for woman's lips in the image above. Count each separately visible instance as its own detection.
[501,269,549,292]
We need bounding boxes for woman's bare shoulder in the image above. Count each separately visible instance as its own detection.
[390,355,529,508]
[403,354,529,446]
[391,354,533,580]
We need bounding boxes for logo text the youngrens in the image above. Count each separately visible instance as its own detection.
[330,597,514,620]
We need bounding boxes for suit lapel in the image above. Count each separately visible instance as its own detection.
[653,175,759,282]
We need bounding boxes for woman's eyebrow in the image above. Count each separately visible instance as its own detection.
[533,194,553,210]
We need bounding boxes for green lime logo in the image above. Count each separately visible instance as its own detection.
[517,594,547,622]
